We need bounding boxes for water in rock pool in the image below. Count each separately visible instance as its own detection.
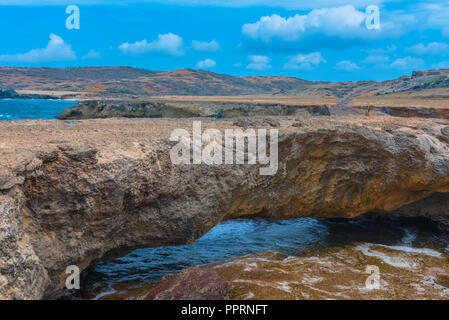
[68,216,448,300]
[0,99,77,120]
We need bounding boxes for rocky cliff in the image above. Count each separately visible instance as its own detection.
[354,105,449,120]
[0,116,448,299]
[56,100,331,119]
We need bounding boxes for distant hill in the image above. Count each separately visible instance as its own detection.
[0,66,313,96]
[2,66,449,105]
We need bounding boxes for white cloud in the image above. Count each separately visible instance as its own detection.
[196,58,216,69]
[246,55,271,71]
[0,33,76,63]
[362,54,389,64]
[242,5,371,42]
[406,42,449,56]
[390,56,424,70]
[366,45,396,55]
[284,52,326,70]
[119,33,184,56]
[334,60,362,72]
[191,40,220,52]
[82,49,101,60]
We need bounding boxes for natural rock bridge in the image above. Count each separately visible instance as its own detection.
[0,116,448,299]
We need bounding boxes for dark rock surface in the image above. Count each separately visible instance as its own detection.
[56,100,332,120]
[0,88,56,100]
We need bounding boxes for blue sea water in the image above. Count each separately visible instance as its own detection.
[0,99,77,120]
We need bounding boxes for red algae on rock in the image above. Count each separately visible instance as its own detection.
[145,268,228,300]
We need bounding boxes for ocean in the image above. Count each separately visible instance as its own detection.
[0,99,77,120]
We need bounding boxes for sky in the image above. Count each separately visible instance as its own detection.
[0,1,449,81]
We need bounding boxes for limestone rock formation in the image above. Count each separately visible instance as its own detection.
[56,100,331,120]
[0,115,448,299]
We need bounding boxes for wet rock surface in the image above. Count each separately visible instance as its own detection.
[0,116,448,299]
[209,244,449,300]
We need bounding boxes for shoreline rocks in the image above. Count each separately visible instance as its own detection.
[207,244,449,300]
[354,105,449,120]
[56,100,331,120]
[89,241,449,300]
[0,88,57,100]
[0,116,448,299]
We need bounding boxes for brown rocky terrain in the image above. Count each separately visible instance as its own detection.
[0,115,449,299]
[0,67,314,98]
[0,66,448,105]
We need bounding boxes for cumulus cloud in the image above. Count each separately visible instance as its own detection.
[191,40,220,52]
[242,5,373,42]
[334,60,362,72]
[196,58,216,69]
[390,56,424,70]
[0,33,76,63]
[366,45,396,55]
[361,54,389,64]
[284,52,326,70]
[82,49,101,60]
[246,55,271,71]
[119,33,184,56]
[406,42,449,56]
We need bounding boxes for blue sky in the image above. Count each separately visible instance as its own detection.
[0,1,449,81]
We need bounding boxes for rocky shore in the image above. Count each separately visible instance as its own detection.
[136,243,449,300]
[56,99,332,119]
[0,88,57,100]
[0,115,449,299]
[57,99,449,121]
